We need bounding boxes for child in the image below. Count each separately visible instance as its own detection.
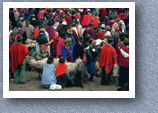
[56,57,68,87]
[41,56,57,88]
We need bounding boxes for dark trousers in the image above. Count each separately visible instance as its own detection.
[119,66,129,90]
[57,73,67,87]
[101,66,112,85]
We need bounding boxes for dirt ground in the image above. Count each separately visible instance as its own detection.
[9,71,119,91]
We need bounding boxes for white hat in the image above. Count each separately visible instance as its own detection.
[104,31,111,37]
[62,21,67,25]
[101,24,105,28]
[87,9,90,11]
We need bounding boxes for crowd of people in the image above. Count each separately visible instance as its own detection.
[9,8,129,91]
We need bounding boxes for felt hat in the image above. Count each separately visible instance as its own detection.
[62,21,67,25]
[66,38,72,45]
[39,28,45,33]
[103,39,108,44]
[115,26,120,31]
[92,11,96,15]
[100,24,105,28]
[116,17,120,22]
[104,31,111,37]
[124,38,129,44]
[107,36,113,41]
[106,25,111,30]
[67,29,73,35]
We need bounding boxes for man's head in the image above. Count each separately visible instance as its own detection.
[107,36,113,44]
[26,20,30,27]
[59,57,65,63]
[124,38,129,46]
[65,38,72,46]
[86,38,92,46]
[119,33,125,42]
[17,35,23,42]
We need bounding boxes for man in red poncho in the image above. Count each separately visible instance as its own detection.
[10,35,29,84]
[99,36,117,85]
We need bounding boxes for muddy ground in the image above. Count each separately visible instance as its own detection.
[9,71,119,91]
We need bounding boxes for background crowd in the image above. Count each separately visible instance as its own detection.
[9,8,129,91]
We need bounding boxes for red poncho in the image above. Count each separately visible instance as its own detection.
[82,15,90,26]
[99,44,117,74]
[10,43,29,72]
[56,63,67,77]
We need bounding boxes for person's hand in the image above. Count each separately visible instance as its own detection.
[84,48,86,52]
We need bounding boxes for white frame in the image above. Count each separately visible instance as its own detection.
[3,2,135,98]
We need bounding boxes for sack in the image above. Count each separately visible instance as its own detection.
[82,53,87,64]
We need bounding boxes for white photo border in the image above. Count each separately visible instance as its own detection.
[3,2,135,98]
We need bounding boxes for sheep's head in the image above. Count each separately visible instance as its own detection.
[75,59,82,64]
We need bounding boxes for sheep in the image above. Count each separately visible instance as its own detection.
[29,58,37,70]
[25,56,34,71]
[65,59,82,74]
[25,39,34,44]
[53,58,59,68]
[25,43,36,49]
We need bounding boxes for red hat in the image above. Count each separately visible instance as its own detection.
[115,26,119,31]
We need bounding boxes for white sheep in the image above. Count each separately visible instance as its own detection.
[65,59,82,74]
[29,58,37,69]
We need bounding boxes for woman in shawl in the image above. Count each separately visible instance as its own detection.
[61,38,74,62]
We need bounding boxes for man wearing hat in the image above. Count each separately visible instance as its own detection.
[73,36,85,61]
[112,26,120,49]
[41,56,57,88]
[61,38,74,62]
[99,36,117,85]
[23,19,34,40]
[117,38,129,91]
[85,37,98,81]
[66,29,75,47]
[10,35,29,84]
[83,22,96,40]
[104,25,111,38]
[96,24,106,39]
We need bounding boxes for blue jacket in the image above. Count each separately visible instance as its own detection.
[42,63,57,85]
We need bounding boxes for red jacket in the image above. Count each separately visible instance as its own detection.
[10,43,29,72]
[99,44,117,74]
[119,46,129,67]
